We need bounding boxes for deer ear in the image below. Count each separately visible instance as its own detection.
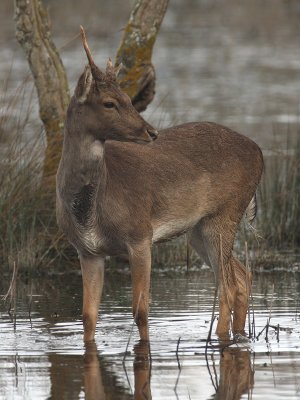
[75,65,93,103]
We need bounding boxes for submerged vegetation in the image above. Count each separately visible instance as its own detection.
[0,83,299,273]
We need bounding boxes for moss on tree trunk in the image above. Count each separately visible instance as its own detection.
[116,0,169,112]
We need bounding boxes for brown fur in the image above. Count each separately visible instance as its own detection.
[56,62,263,342]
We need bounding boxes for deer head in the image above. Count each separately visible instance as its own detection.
[67,27,158,144]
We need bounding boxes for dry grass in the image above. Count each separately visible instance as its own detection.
[0,81,76,273]
[258,138,300,248]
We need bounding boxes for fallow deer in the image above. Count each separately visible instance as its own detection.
[56,27,263,342]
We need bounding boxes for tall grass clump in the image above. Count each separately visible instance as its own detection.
[257,131,300,249]
[0,81,75,273]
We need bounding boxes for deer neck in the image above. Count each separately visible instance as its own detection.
[61,126,107,195]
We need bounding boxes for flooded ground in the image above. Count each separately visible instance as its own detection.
[0,267,299,399]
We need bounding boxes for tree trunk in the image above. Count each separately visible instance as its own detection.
[15,0,70,182]
[116,0,169,112]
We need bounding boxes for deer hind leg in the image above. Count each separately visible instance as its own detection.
[217,255,251,336]
[79,255,105,342]
[128,241,152,342]
[190,219,235,336]
[231,257,252,333]
[191,214,250,337]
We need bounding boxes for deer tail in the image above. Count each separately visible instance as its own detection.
[245,193,257,225]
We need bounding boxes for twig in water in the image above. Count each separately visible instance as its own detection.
[204,352,218,393]
[2,261,18,303]
[245,242,256,338]
[2,261,18,330]
[269,324,292,333]
[265,283,275,342]
[174,363,182,399]
[207,289,218,343]
[123,291,142,364]
[244,241,252,338]
[210,353,219,390]
[186,235,191,274]
[174,336,182,397]
[268,345,276,388]
[122,359,133,395]
[250,289,256,339]
[265,322,269,342]
[28,279,33,328]
[268,283,275,325]
[205,287,219,395]
[176,336,181,370]
[205,264,218,350]
[219,234,233,334]
[256,325,266,340]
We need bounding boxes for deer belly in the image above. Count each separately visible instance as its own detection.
[152,217,198,243]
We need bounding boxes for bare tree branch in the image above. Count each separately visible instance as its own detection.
[116,0,169,112]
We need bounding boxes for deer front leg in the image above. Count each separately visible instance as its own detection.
[128,242,152,342]
[79,255,105,342]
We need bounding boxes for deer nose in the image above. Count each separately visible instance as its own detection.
[147,128,158,140]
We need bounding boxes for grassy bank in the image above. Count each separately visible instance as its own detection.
[1,88,299,273]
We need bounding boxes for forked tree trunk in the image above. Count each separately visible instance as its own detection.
[15,0,70,183]
[116,0,169,112]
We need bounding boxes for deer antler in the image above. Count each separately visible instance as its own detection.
[105,58,117,81]
[80,26,95,67]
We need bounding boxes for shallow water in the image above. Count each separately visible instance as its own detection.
[0,267,299,399]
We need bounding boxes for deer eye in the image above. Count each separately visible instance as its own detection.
[103,101,115,109]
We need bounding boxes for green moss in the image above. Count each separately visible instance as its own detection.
[116,24,156,99]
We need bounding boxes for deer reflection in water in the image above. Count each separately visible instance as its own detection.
[49,341,253,399]
[83,341,151,400]
[210,347,254,400]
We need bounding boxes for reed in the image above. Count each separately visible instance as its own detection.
[258,133,300,249]
[0,82,75,273]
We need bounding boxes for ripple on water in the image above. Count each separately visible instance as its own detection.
[0,270,299,399]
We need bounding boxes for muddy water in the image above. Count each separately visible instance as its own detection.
[0,267,299,399]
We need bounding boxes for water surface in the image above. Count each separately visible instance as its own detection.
[0,267,299,399]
